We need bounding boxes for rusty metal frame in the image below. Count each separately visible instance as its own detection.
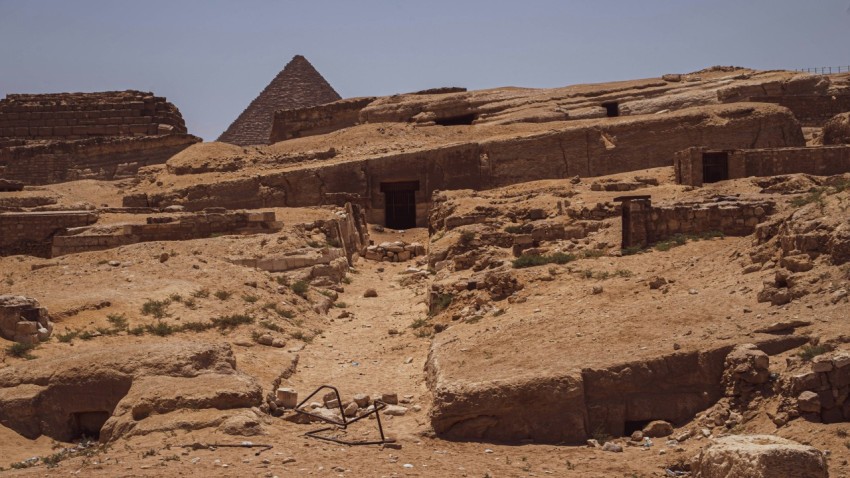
[292,384,391,446]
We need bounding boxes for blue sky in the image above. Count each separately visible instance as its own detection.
[1,0,848,140]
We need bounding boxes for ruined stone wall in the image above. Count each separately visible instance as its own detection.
[50,210,280,256]
[675,145,850,186]
[129,104,802,226]
[0,134,199,184]
[0,211,98,257]
[747,95,850,127]
[0,91,187,139]
[269,97,375,143]
[619,197,775,248]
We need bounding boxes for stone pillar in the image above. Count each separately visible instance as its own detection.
[614,195,652,249]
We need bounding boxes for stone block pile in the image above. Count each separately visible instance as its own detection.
[0,295,53,345]
[364,241,425,262]
[787,350,850,423]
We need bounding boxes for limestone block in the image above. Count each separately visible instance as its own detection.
[798,391,821,413]
[275,388,298,409]
[692,435,827,478]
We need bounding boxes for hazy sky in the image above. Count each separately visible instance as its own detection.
[1,0,848,141]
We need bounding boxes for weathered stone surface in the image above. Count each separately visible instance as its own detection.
[0,341,261,442]
[0,295,52,344]
[641,420,673,438]
[692,435,827,478]
[823,112,850,145]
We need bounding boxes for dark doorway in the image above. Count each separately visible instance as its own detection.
[623,420,653,437]
[602,102,620,117]
[434,113,477,126]
[702,152,729,183]
[381,181,419,229]
[71,411,110,439]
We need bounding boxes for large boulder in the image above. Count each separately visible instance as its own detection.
[823,112,850,145]
[0,341,262,442]
[693,435,828,478]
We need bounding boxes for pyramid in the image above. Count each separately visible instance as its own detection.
[218,55,341,146]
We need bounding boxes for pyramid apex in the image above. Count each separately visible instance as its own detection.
[218,56,340,146]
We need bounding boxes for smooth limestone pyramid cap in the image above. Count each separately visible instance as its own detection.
[218,55,341,146]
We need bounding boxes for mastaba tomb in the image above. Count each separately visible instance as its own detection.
[0,90,199,184]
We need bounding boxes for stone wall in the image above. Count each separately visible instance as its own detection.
[51,210,280,256]
[0,295,52,345]
[269,97,375,143]
[0,211,98,257]
[130,103,804,228]
[0,134,199,184]
[675,145,850,187]
[618,196,775,248]
[0,91,187,139]
[747,95,850,127]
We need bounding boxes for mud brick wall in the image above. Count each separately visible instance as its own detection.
[0,211,98,257]
[269,97,376,143]
[0,91,187,140]
[51,210,280,256]
[748,95,850,127]
[620,197,775,248]
[675,145,850,186]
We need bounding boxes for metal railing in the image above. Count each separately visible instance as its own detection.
[794,66,850,75]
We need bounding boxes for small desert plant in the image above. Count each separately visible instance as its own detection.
[128,326,145,336]
[291,280,309,297]
[512,252,575,269]
[7,342,36,359]
[213,290,232,301]
[191,288,210,298]
[168,293,183,303]
[212,314,254,329]
[145,321,176,337]
[620,245,643,256]
[411,318,430,329]
[106,313,128,329]
[333,301,347,308]
[459,231,475,245]
[183,297,197,309]
[56,330,79,343]
[241,294,259,303]
[141,299,170,319]
[179,321,213,333]
[799,344,830,361]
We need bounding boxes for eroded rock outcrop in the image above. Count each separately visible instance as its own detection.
[0,341,262,442]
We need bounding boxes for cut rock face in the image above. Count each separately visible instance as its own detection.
[0,295,53,344]
[692,435,828,478]
[0,342,262,442]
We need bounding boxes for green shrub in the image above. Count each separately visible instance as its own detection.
[799,344,830,361]
[78,330,95,341]
[459,231,475,244]
[145,321,175,337]
[333,302,347,308]
[621,245,643,256]
[168,293,183,303]
[291,280,309,297]
[214,290,232,301]
[411,318,430,329]
[128,326,145,336]
[106,313,128,329]
[242,294,259,303]
[141,299,170,319]
[579,249,605,259]
[56,330,79,343]
[179,321,212,332]
[7,342,36,359]
[212,314,254,329]
[183,297,197,310]
[512,252,575,269]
